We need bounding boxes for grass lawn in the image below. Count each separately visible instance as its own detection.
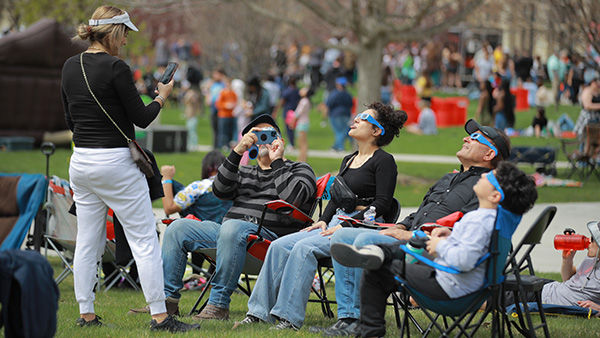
[1,90,598,207]
[46,256,597,338]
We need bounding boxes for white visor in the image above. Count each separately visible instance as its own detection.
[89,12,138,32]
[587,221,600,244]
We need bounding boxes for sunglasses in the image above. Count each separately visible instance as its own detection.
[470,132,497,157]
[356,112,385,135]
[484,171,505,202]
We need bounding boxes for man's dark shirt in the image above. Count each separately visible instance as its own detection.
[400,166,491,230]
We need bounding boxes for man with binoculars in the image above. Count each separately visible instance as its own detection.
[504,221,600,311]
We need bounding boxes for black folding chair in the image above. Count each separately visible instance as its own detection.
[502,206,557,338]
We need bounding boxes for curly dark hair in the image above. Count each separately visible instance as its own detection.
[367,101,408,147]
[494,161,537,215]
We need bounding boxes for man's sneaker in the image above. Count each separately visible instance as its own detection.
[75,315,103,327]
[232,315,261,329]
[330,243,385,270]
[150,315,201,332]
[193,304,230,320]
[308,318,348,333]
[322,319,360,337]
[269,319,299,331]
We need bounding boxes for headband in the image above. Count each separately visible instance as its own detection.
[89,12,138,32]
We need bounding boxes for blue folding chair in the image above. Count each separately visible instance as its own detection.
[0,173,46,251]
[395,206,522,338]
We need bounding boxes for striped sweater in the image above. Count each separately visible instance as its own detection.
[213,151,317,236]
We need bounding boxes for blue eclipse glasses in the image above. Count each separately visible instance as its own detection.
[484,170,505,202]
[356,112,385,135]
[470,132,497,157]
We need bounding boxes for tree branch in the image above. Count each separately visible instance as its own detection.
[294,0,343,27]
[389,0,485,41]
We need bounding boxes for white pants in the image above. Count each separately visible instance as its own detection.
[69,147,166,315]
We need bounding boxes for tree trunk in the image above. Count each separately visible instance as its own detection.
[356,37,384,112]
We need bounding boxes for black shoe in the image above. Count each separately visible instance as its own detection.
[322,320,360,337]
[150,315,201,332]
[308,319,348,333]
[75,315,103,327]
[330,243,384,270]
[270,319,299,331]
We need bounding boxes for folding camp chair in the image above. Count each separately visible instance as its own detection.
[502,206,556,338]
[43,176,138,289]
[189,173,332,315]
[0,173,46,251]
[509,147,557,176]
[311,197,402,319]
[561,123,600,182]
[395,206,523,338]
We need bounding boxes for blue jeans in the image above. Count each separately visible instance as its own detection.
[329,228,399,319]
[186,116,198,150]
[330,115,351,151]
[217,117,236,148]
[162,219,220,300]
[208,219,278,309]
[247,209,357,328]
[495,111,507,131]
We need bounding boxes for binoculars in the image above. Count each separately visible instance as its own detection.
[554,228,590,251]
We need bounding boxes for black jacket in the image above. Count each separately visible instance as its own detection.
[0,250,59,338]
[400,166,491,230]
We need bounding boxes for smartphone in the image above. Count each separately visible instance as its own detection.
[159,62,178,85]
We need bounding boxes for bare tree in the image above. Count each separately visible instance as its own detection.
[546,0,600,71]
[243,0,485,109]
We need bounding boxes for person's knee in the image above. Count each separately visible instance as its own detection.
[218,220,248,246]
[289,237,318,259]
[163,220,189,245]
[331,228,355,244]
[354,232,385,247]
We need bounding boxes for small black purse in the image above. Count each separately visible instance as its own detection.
[330,154,358,213]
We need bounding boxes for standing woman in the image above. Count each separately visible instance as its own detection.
[61,6,199,332]
[236,102,407,330]
[493,78,515,130]
[474,80,495,127]
[291,86,314,162]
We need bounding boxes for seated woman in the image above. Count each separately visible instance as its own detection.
[234,102,407,330]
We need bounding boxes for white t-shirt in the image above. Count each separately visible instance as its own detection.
[542,256,600,306]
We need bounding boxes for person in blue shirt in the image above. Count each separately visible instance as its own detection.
[160,149,232,223]
[273,76,301,147]
[325,77,354,151]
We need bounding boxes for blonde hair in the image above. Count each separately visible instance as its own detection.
[75,5,129,55]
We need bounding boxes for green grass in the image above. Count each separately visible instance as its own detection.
[47,256,597,337]
[1,91,598,207]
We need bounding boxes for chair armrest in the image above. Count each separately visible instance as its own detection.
[399,244,462,274]
[265,199,313,223]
